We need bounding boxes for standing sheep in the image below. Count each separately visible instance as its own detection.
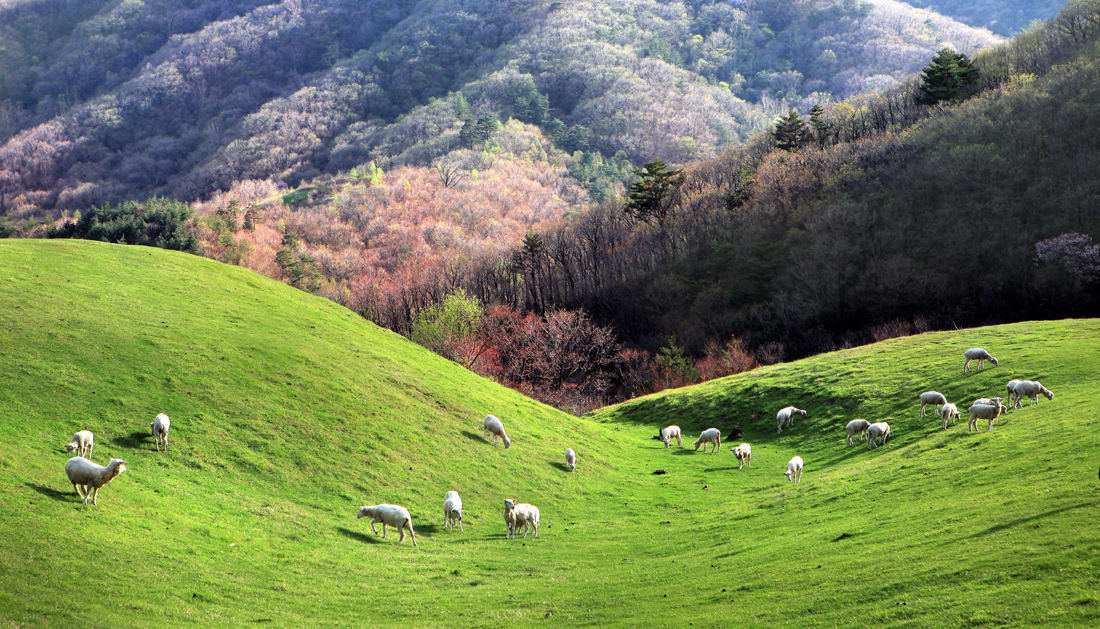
[845,419,871,446]
[565,448,577,471]
[939,404,961,430]
[784,456,804,483]
[733,443,752,470]
[776,406,808,435]
[968,401,1007,432]
[64,430,94,459]
[357,504,417,547]
[1011,381,1054,409]
[151,413,170,452]
[483,414,512,448]
[963,348,999,373]
[867,422,891,449]
[919,392,947,418]
[503,499,540,539]
[693,428,721,453]
[65,457,127,506]
[659,425,682,448]
[443,491,464,533]
[1005,379,1022,403]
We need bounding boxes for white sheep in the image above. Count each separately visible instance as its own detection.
[968,401,1007,432]
[776,406,808,434]
[733,442,752,470]
[565,448,577,471]
[64,430,94,459]
[919,391,947,418]
[1005,379,1022,402]
[151,413,170,452]
[867,422,891,449]
[939,403,961,430]
[483,414,511,448]
[503,499,540,539]
[1011,381,1053,409]
[693,428,721,453]
[443,491,464,532]
[963,348,999,373]
[845,419,871,446]
[784,456,804,483]
[659,425,682,448]
[357,504,417,547]
[65,457,127,506]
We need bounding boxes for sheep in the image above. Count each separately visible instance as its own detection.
[784,456,804,483]
[659,425,682,448]
[972,397,1005,407]
[693,428,721,453]
[940,403,961,430]
[919,391,947,418]
[151,413,170,452]
[867,422,891,449]
[845,419,871,445]
[733,442,752,470]
[443,491,464,532]
[1005,379,1022,402]
[565,448,577,471]
[776,406,808,435]
[357,504,417,547]
[1011,381,1054,409]
[64,430,94,459]
[963,348,999,373]
[968,401,1007,432]
[503,499,540,539]
[483,414,511,448]
[65,457,127,506]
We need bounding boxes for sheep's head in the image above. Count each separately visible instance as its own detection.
[110,459,128,475]
[1043,389,1054,400]
[504,499,515,512]
[65,443,77,453]
[357,506,374,519]
[989,356,999,366]
[784,470,793,481]
[450,508,463,521]
[503,437,512,449]
[150,422,155,436]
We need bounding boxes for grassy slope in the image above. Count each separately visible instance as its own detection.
[1,240,1098,627]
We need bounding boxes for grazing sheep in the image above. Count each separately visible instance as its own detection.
[693,428,721,453]
[64,457,127,506]
[968,401,1007,432]
[733,443,752,470]
[151,413,170,452]
[919,391,947,418]
[565,448,577,471]
[972,397,1005,408]
[1005,379,1022,402]
[483,414,512,448]
[940,404,962,430]
[503,499,540,539]
[727,425,744,440]
[357,504,417,547]
[659,425,682,448]
[1011,381,1054,409]
[776,406,808,435]
[963,348,999,373]
[64,430,94,459]
[784,456,804,483]
[867,422,891,449]
[443,491,464,532]
[845,419,871,446]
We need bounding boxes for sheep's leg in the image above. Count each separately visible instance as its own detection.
[407,522,417,547]
[370,520,380,535]
[459,518,464,533]
[91,487,99,506]
[398,527,406,543]
[72,482,85,499]
[381,522,388,539]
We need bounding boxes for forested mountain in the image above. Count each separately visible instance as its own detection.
[0,0,1000,218]
[905,0,1065,36]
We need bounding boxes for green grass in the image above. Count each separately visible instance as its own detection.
[1,240,1098,627]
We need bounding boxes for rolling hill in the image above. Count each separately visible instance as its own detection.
[1,240,1098,627]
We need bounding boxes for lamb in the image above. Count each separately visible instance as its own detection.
[659,425,682,448]
[565,448,577,471]
[65,457,127,506]
[845,419,871,446]
[151,413,170,452]
[483,414,512,448]
[784,456,804,483]
[867,422,891,449]
[443,491,464,532]
[693,428,721,453]
[1011,381,1053,409]
[968,401,1007,432]
[939,404,961,430]
[963,348,999,373]
[64,430,94,459]
[919,391,947,418]
[503,499,540,539]
[357,504,417,547]
[732,442,752,470]
[776,406,808,434]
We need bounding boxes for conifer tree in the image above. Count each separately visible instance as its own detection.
[773,109,808,151]
[919,49,980,105]
[625,159,686,227]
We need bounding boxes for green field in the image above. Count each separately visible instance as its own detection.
[1,240,1098,627]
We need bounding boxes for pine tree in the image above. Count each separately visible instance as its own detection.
[625,159,686,227]
[809,104,831,149]
[919,49,980,105]
[773,109,808,151]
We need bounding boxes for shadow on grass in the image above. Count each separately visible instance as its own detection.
[704,467,743,473]
[460,430,487,444]
[336,526,381,544]
[819,445,875,467]
[671,449,699,456]
[26,483,76,502]
[549,461,572,472]
[112,431,150,449]
[414,524,440,538]
[975,502,1098,537]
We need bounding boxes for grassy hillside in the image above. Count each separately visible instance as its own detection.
[1,240,1099,627]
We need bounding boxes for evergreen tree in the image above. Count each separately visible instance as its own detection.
[809,104,831,149]
[919,48,980,105]
[773,109,808,151]
[625,159,686,227]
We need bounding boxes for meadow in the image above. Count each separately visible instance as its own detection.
[0,240,1097,627]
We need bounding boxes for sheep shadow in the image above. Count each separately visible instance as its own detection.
[459,430,487,444]
[413,524,440,538]
[973,502,1097,537]
[670,449,697,455]
[703,467,742,473]
[112,431,151,449]
[335,526,381,544]
[548,461,572,472]
[26,483,76,502]
[820,444,876,467]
